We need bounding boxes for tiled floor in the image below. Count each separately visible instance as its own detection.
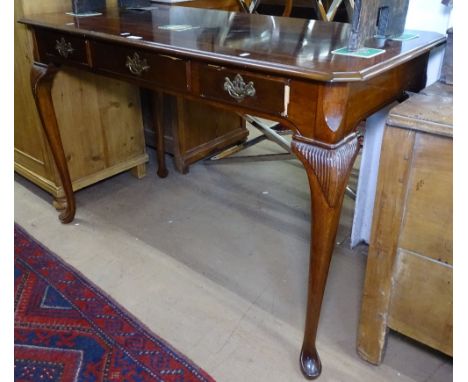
[14,139,452,381]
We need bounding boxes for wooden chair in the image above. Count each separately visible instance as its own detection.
[237,0,354,19]
[314,0,354,21]
[236,0,293,17]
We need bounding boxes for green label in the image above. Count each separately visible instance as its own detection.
[331,47,386,59]
[390,32,419,41]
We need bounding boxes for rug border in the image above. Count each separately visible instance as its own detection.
[14,223,215,382]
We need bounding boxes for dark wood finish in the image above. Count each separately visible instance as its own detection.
[143,93,247,174]
[30,63,75,223]
[35,29,89,66]
[143,0,249,174]
[179,0,244,11]
[150,91,169,178]
[91,41,189,92]
[197,64,288,116]
[21,8,444,82]
[148,96,248,174]
[292,134,360,378]
[20,7,444,378]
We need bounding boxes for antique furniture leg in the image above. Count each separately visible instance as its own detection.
[170,97,190,174]
[130,163,147,179]
[52,195,67,212]
[356,128,416,364]
[31,62,75,223]
[292,133,360,379]
[150,91,169,178]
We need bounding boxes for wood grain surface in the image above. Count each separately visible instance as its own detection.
[19,6,445,82]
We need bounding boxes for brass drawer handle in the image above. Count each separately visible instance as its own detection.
[223,74,256,102]
[55,37,74,58]
[125,52,150,76]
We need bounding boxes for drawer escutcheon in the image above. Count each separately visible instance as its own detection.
[55,37,74,58]
[126,52,150,76]
[223,74,256,102]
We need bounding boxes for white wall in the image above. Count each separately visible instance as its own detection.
[406,0,452,33]
[350,0,452,247]
[406,0,452,85]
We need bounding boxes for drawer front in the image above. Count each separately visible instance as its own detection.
[399,133,453,264]
[388,249,452,356]
[91,41,188,93]
[198,64,289,116]
[35,29,88,66]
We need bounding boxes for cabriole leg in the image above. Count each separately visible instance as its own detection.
[31,63,75,223]
[292,134,360,379]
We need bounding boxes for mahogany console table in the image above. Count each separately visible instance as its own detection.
[20,7,444,379]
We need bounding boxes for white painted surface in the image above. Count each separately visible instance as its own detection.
[350,103,396,248]
[406,0,453,85]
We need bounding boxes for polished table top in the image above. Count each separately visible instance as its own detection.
[21,6,444,82]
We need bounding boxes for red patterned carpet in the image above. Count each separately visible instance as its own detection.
[14,224,215,382]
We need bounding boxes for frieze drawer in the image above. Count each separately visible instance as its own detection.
[197,64,289,116]
[35,29,89,66]
[90,41,188,93]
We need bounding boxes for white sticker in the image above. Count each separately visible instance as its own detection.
[158,24,199,32]
[65,12,102,17]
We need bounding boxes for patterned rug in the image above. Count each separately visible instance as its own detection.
[14,224,215,382]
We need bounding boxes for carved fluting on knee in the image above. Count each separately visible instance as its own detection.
[292,135,359,208]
